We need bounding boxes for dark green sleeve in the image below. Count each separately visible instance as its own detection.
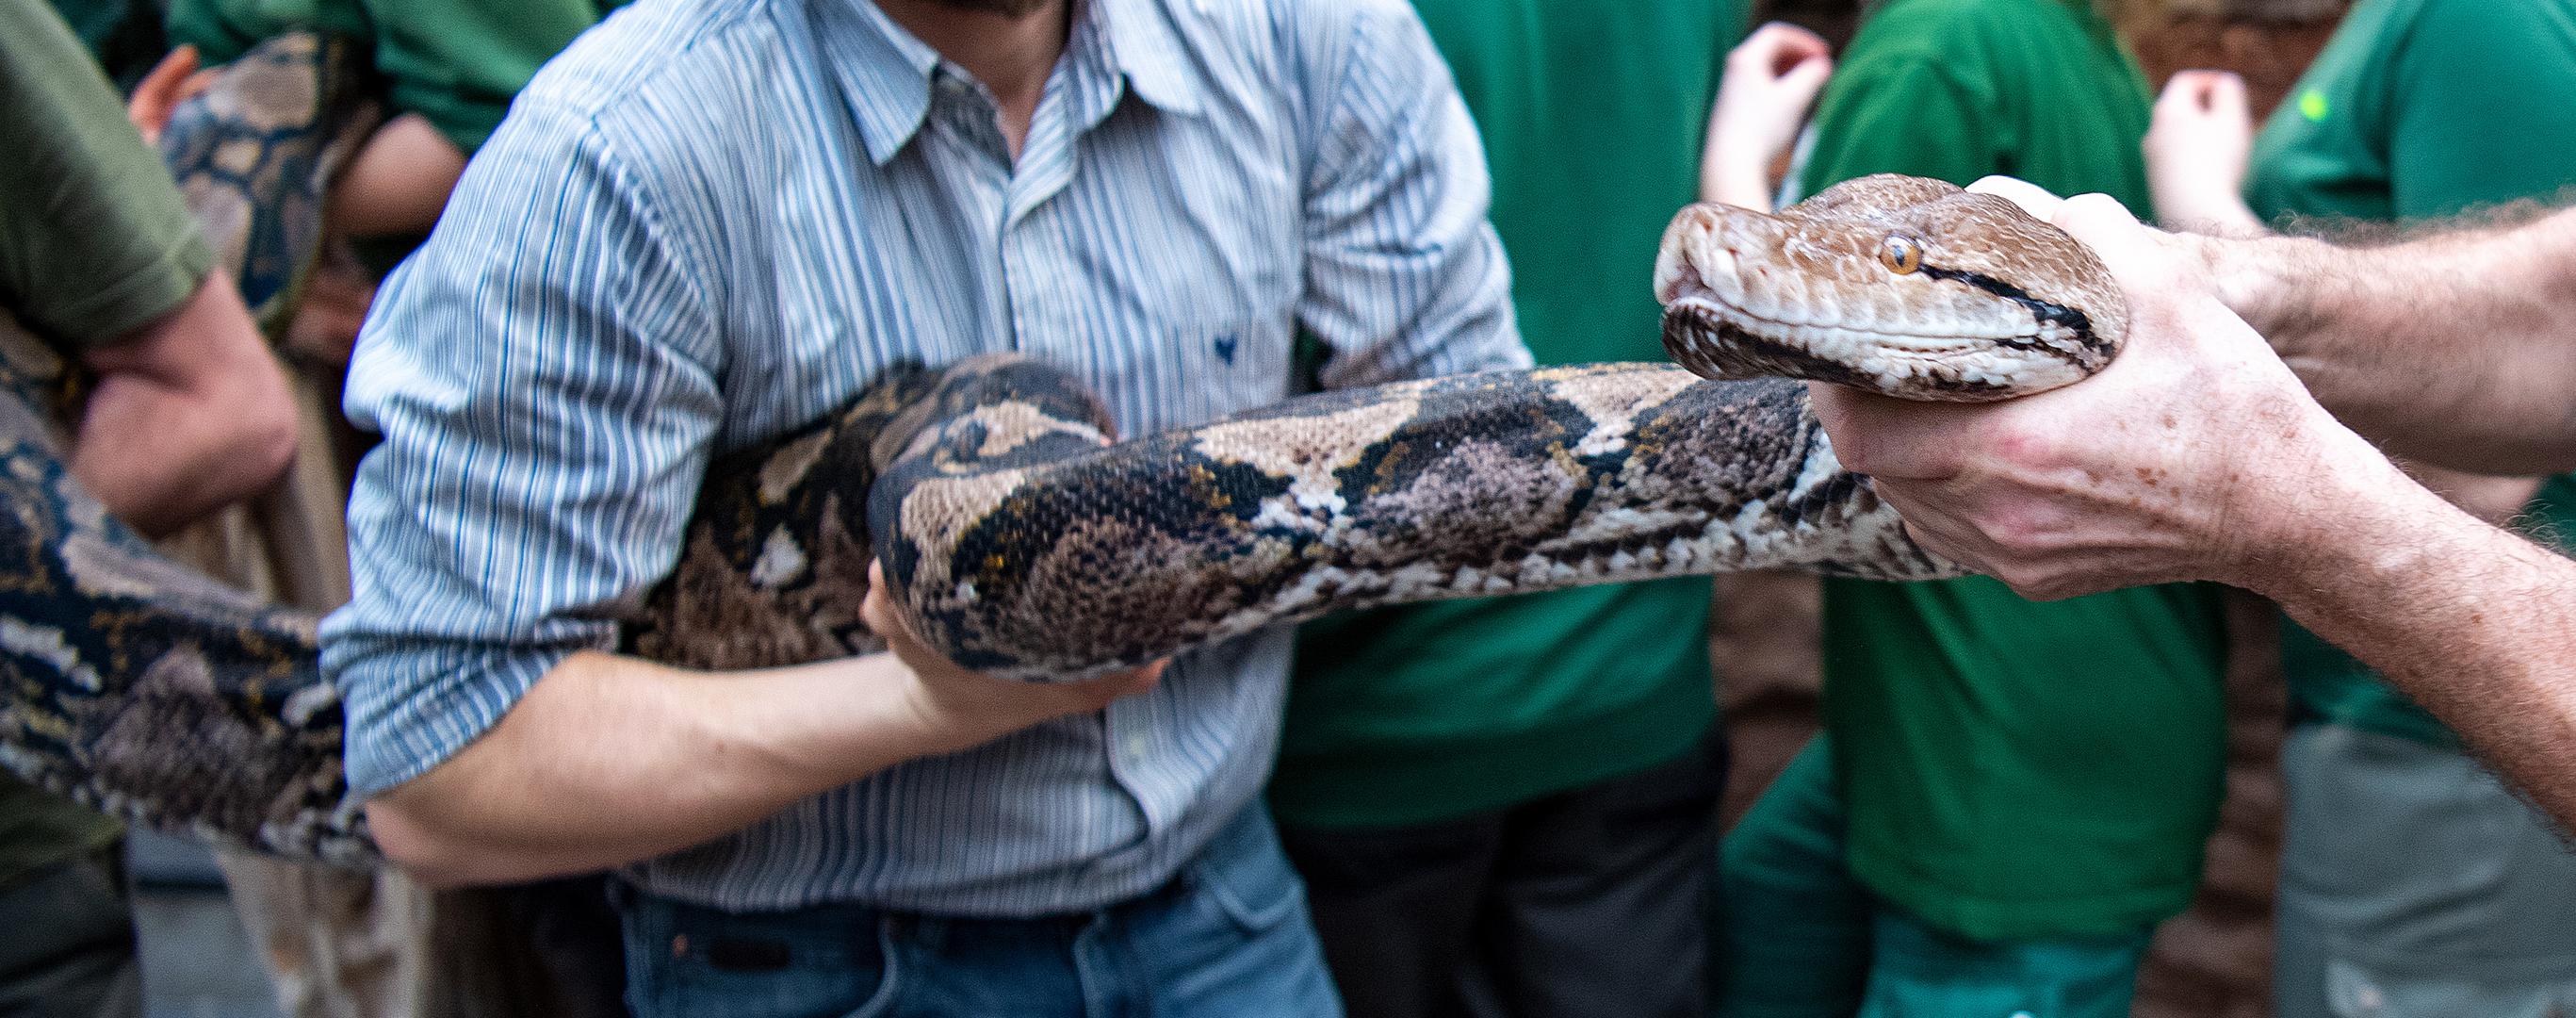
[163,0,272,65]
[364,0,610,154]
[1796,43,2006,197]
[0,0,214,352]
[166,0,368,65]
[2388,0,2576,218]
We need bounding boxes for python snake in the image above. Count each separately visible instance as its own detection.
[1,61,2126,866]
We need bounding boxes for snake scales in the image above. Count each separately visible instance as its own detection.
[0,41,2125,864]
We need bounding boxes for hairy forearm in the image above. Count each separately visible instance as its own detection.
[2246,467,2576,829]
[368,649,949,886]
[73,275,297,534]
[2209,213,2576,473]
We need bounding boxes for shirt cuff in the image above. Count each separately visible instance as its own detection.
[326,635,600,797]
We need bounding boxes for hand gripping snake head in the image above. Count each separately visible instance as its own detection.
[1655,174,2128,402]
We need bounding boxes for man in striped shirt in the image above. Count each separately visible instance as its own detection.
[319,0,1526,1013]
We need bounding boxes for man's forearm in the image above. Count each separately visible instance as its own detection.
[2208,211,2576,474]
[327,113,467,238]
[368,649,955,886]
[2246,468,2576,829]
[74,274,298,534]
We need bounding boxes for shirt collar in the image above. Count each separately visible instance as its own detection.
[815,0,1202,167]
[813,0,941,165]
[1089,0,1201,119]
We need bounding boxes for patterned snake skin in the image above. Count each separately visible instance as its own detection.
[0,37,2127,863]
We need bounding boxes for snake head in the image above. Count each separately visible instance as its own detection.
[1655,174,2128,402]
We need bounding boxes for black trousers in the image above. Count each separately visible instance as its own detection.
[1277,730,1725,1018]
[0,849,140,1018]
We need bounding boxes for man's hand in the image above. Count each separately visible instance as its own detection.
[282,241,377,368]
[1700,23,1834,208]
[2144,70,2262,235]
[1807,179,2396,600]
[862,559,1163,755]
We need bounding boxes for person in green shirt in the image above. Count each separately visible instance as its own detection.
[1266,3,1745,1015]
[156,0,622,279]
[0,0,299,1011]
[166,0,616,159]
[1708,3,2230,1016]
[2146,2,2576,1013]
[136,12,638,1018]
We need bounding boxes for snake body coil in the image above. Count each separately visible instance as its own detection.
[0,174,2126,863]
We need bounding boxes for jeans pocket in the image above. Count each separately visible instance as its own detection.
[1194,840,1306,936]
[626,898,903,1018]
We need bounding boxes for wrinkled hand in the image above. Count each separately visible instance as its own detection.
[861,560,1163,752]
[1806,177,2380,599]
[1701,23,1834,208]
[2144,71,2260,234]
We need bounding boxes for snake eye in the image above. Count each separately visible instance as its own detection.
[1880,235,1923,274]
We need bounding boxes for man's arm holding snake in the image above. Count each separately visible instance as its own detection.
[2194,213,2576,475]
[1,0,298,534]
[1811,185,2576,828]
[2147,68,2576,476]
[332,102,1156,888]
[370,588,1156,888]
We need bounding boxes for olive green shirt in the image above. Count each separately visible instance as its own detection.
[167,0,621,154]
[1270,0,1745,829]
[0,0,218,891]
[2,0,216,353]
[2244,0,2576,748]
[1797,0,2228,941]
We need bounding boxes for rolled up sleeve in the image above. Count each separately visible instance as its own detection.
[1296,0,1529,386]
[320,101,721,797]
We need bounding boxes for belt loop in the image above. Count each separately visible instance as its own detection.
[602,875,638,911]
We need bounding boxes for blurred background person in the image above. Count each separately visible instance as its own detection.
[102,5,628,1014]
[1708,2,2233,1015]
[1268,4,1754,1015]
[2146,1,2576,1013]
[0,1,296,1011]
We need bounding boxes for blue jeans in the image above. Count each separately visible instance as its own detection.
[616,807,1344,1018]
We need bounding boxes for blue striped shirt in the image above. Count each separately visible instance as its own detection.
[322,0,1525,913]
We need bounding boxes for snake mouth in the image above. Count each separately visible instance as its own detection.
[1661,277,2052,353]
[1661,300,1901,392]
[1659,287,2079,402]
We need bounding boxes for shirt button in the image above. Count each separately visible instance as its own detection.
[1124,735,1149,757]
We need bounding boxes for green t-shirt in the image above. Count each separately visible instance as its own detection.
[1267,0,1747,829]
[1796,0,2228,941]
[0,0,220,891]
[2,0,217,353]
[166,0,620,154]
[2244,0,2576,748]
